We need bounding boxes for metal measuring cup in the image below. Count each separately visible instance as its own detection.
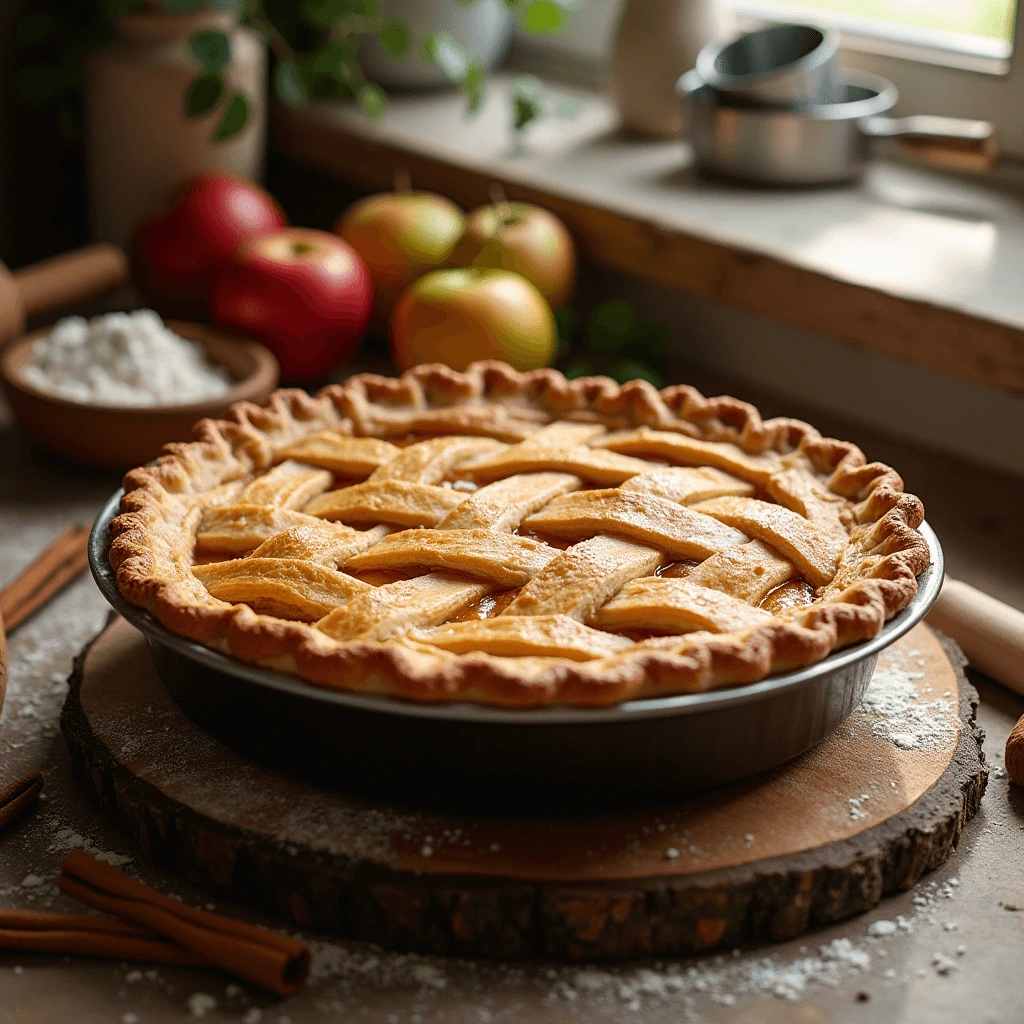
[696,23,842,107]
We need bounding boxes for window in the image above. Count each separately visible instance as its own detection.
[731,0,1017,62]
[517,0,1024,158]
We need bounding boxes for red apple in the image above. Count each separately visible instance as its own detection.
[391,268,555,372]
[133,173,287,314]
[335,191,465,324]
[450,202,576,308]
[210,228,373,381]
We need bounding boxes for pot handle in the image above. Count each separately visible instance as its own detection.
[860,115,998,173]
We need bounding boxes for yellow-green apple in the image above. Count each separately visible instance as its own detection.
[390,268,555,372]
[210,228,372,382]
[335,191,465,323]
[133,173,287,315]
[450,202,576,308]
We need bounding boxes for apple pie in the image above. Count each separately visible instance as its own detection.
[110,361,929,707]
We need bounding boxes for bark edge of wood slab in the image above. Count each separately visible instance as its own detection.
[60,619,987,961]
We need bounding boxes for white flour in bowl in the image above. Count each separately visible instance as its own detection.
[21,310,232,407]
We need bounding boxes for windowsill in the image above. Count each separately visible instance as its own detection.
[273,73,1024,395]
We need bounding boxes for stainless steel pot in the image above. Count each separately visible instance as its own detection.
[696,23,842,106]
[678,68,997,186]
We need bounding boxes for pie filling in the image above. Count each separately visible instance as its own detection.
[188,423,849,659]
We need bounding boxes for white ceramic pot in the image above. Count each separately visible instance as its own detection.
[85,11,266,249]
[360,0,514,90]
[610,0,728,138]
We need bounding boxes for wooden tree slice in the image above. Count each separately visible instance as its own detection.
[61,618,986,960]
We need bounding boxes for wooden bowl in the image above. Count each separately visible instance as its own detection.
[0,320,279,471]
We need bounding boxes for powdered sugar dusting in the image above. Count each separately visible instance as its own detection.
[858,646,957,751]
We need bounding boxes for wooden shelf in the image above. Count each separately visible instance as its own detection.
[274,74,1024,395]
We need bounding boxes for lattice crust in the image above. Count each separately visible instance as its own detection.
[110,361,929,708]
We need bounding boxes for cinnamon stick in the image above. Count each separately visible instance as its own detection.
[0,771,43,836]
[0,909,203,965]
[59,851,310,995]
[0,524,90,633]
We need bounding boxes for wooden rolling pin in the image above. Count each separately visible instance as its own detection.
[926,577,1024,785]
[0,244,128,346]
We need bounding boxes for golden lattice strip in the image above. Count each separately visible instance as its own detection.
[514,422,607,447]
[437,472,581,531]
[249,523,389,567]
[622,466,754,504]
[197,506,329,555]
[345,528,559,587]
[765,465,850,543]
[316,573,489,642]
[193,558,370,621]
[522,490,747,560]
[464,448,653,487]
[238,460,332,509]
[303,480,467,528]
[503,535,660,620]
[592,578,774,634]
[686,540,795,604]
[274,432,400,477]
[594,428,782,485]
[693,496,842,587]
[412,615,634,661]
[369,436,506,483]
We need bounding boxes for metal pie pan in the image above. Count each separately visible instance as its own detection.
[89,491,943,811]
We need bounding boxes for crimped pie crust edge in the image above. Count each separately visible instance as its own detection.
[108,361,929,707]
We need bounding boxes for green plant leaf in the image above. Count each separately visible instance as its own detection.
[312,37,360,75]
[185,72,225,117]
[510,73,544,132]
[214,90,250,140]
[623,321,669,362]
[460,61,484,114]
[380,20,408,59]
[606,358,663,387]
[522,0,564,34]
[586,299,636,353]
[358,83,387,122]
[274,60,308,107]
[301,0,352,28]
[564,359,596,380]
[189,29,231,72]
[422,31,469,80]
[554,306,577,346]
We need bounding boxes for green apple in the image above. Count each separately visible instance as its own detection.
[390,268,556,372]
[450,202,577,309]
[335,191,465,323]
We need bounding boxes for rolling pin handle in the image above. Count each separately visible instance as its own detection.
[11,243,129,320]
[926,576,1024,697]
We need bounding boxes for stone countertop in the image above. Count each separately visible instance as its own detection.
[0,370,1022,1024]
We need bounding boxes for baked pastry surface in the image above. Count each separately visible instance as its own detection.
[110,362,929,707]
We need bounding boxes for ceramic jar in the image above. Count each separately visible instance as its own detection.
[359,0,514,89]
[610,0,727,138]
[85,10,266,249]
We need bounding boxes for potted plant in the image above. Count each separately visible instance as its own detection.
[17,0,578,248]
